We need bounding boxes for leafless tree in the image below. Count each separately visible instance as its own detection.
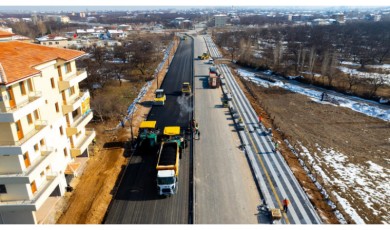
[366,75,385,97]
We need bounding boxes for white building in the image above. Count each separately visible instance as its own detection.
[215,14,228,27]
[0,41,95,224]
[36,35,68,49]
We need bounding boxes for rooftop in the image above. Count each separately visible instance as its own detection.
[0,30,14,38]
[0,41,84,85]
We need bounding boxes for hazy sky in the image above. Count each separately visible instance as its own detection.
[1,0,389,6]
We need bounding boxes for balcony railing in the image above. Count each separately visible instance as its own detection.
[0,120,48,147]
[0,173,60,211]
[71,128,95,157]
[58,69,87,91]
[0,91,42,113]
[0,147,54,178]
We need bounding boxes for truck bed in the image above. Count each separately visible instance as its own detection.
[158,142,177,166]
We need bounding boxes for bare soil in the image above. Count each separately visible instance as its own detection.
[230,65,389,224]
[54,37,179,224]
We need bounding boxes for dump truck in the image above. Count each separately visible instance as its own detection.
[156,126,184,196]
[154,89,166,105]
[181,82,191,95]
[208,72,220,88]
[138,121,159,149]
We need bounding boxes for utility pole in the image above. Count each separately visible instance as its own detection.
[130,109,134,144]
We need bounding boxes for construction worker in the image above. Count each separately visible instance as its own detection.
[283,198,289,213]
[258,115,262,123]
[195,122,200,139]
[273,142,279,153]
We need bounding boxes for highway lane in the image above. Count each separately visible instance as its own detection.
[193,35,260,224]
[220,64,322,224]
[104,38,194,224]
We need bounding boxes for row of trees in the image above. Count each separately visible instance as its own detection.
[214,21,390,98]
[78,33,174,122]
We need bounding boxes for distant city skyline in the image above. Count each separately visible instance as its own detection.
[1,0,389,7]
[0,5,389,13]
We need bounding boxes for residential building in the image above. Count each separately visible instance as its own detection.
[215,14,228,27]
[36,35,68,49]
[0,30,14,42]
[0,41,95,224]
[44,15,69,24]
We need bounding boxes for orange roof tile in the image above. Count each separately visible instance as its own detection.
[0,30,15,38]
[0,41,84,85]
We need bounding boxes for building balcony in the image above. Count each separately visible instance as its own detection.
[0,120,49,156]
[66,111,93,137]
[62,90,90,114]
[70,128,95,157]
[58,69,87,91]
[0,91,44,123]
[0,173,60,212]
[0,147,55,184]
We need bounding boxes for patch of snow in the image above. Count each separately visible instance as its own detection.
[297,142,390,224]
[236,68,390,122]
[332,192,366,224]
[337,66,390,85]
[340,61,361,66]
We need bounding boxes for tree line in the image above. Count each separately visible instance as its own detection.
[214,21,390,99]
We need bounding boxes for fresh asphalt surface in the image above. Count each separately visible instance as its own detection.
[104,38,193,224]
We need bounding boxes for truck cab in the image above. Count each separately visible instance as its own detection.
[181,82,191,95]
[156,139,180,196]
[154,89,166,105]
[157,169,177,196]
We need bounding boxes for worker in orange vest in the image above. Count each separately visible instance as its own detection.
[283,198,289,213]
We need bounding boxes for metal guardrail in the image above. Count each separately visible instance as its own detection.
[219,63,322,224]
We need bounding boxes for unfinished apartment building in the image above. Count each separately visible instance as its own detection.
[0,41,95,224]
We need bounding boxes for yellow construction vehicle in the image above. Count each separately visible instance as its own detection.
[198,52,210,60]
[154,89,166,105]
[181,82,191,95]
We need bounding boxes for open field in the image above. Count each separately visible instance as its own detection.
[232,66,389,224]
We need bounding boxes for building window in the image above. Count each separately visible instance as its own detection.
[46,165,51,173]
[34,110,40,119]
[55,41,59,45]
[30,181,37,194]
[40,171,45,177]
[57,66,62,78]
[23,152,31,168]
[0,184,7,194]
[69,86,75,96]
[27,78,33,91]
[59,126,64,135]
[49,42,53,45]
[27,114,33,124]
[65,63,72,73]
[51,78,55,88]
[64,148,68,157]
[72,109,79,119]
[55,102,59,113]
[34,144,39,152]
[40,139,45,146]
[19,82,26,95]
